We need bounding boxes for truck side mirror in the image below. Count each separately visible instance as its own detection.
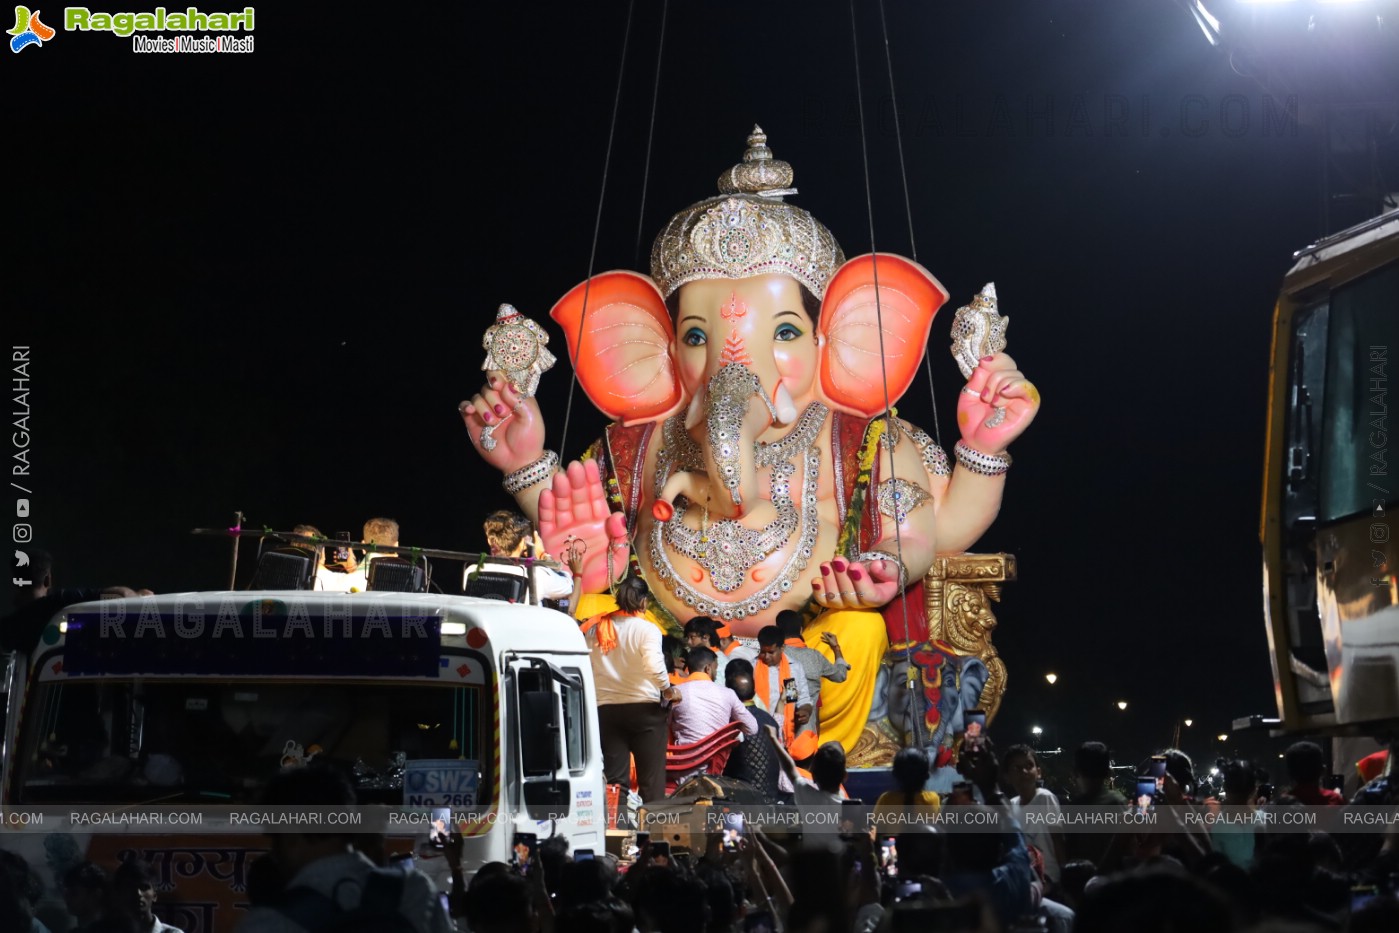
[517,668,560,776]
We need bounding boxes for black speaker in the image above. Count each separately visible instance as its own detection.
[464,570,529,603]
[248,549,314,590]
[367,557,426,593]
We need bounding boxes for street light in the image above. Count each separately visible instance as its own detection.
[1117,700,1128,711]
[1045,673,1058,685]
[1184,718,1193,727]
[1217,734,1228,742]
[1031,726,1043,736]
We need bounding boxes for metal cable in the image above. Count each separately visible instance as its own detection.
[877,0,942,448]
[850,0,923,750]
[632,0,669,269]
[559,0,638,458]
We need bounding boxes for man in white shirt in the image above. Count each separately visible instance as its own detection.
[583,575,681,802]
[684,618,720,681]
[111,859,186,933]
[465,510,573,604]
[715,621,759,665]
[1001,744,1066,885]
[316,517,402,593]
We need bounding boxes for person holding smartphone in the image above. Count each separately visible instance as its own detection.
[471,510,574,605]
[315,517,401,593]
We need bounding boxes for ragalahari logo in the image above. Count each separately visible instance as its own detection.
[9,6,54,52]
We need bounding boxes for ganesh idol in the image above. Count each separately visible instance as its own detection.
[460,127,1039,752]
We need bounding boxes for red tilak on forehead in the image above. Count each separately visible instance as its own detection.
[721,331,753,366]
[720,293,748,321]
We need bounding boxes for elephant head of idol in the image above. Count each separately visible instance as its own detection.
[551,126,949,519]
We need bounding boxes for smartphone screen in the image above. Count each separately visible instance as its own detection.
[575,849,595,861]
[430,808,451,848]
[390,852,415,873]
[1136,777,1157,813]
[333,531,352,563]
[722,811,744,851]
[877,837,898,878]
[511,833,538,874]
[840,798,867,836]
[963,710,986,751]
[949,782,975,805]
[1147,757,1168,782]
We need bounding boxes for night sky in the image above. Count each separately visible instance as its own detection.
[14,1,1394,779]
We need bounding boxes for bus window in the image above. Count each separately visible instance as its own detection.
[1319,261,1399,523]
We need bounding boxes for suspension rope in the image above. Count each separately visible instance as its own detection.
[877,0,942,448]
[632,0,670,269]
[559,0,639,459]
[850,0,923,750]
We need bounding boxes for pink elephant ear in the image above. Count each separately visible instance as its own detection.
[549,271,686,426]
[818,254,949,417]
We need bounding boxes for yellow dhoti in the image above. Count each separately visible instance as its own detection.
[804,609,889,753]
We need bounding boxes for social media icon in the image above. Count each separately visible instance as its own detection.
[13,523,32,543]
[14,549,28,567]
[16,498,29,517]
[13,577,31,587]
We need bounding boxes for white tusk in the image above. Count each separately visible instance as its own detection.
[773,382,798,426]
[684,391,705,430]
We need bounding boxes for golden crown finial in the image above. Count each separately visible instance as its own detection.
[744,125,772,161]
[718,124,795,196]
[653,125,842,299]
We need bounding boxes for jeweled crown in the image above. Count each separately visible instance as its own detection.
[650,126,845,300]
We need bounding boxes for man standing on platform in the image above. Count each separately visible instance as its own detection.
[775,610,849,741]
[584,575,681,802]
[669,647,757,779]
[755,625,815,760]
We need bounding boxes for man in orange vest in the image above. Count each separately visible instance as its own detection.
[755,625,817,760]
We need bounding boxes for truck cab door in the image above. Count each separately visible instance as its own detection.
[507,657,580,821]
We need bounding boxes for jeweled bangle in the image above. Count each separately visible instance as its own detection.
[953,441,1012,476]
[503,450,559,495]
[857,550,908,591]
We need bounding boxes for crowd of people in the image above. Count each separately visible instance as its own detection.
[472,735,1399,933]
[4,731,1396,932]
[2,850,184,933]
[5,516,1399,931]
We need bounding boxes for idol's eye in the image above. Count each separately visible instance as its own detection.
[774,323,804,342]
[683,328,708,347]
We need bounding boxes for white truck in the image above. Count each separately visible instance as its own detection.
[0,590,607,933]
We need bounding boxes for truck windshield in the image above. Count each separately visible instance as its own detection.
[14,678,487,805]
